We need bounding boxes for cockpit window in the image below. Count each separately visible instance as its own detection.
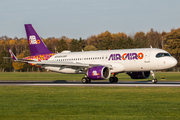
[156,53,171,58]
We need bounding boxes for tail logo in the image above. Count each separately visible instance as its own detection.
[29,35,41,45]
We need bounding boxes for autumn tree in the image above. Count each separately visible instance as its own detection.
[12,53,25,72]
[97,31,114,50]
[69,39,79,52]
[146,28,162,48]
[57,39,68,52]
[0,50,12,72]
[0,40,6,53]
[84,45,97,51]
[78,38,85,50]
[66,38,72,50]
[86,35,98,48]
[134,31,148,48]
[161,31,167,49]
[164,28,180,67]
[111,32,128,49]
[8,39,17,54]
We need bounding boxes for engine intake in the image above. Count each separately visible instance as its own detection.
[87,66,111,80]
[127,71,151,79]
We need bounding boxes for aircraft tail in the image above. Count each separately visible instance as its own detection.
[24,24,52,56]
[8,48,18,60]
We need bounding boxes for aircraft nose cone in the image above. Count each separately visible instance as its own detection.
[170,58,178,67]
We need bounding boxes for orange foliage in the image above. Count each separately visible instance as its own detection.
[12,53,25,71]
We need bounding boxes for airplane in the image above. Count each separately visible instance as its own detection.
[7,24,178,83]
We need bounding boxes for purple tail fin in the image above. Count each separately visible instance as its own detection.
[24,24,52,56]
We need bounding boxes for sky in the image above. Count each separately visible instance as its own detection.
[0,0,180,39]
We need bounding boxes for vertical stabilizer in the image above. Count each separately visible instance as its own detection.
[24,24,52,56]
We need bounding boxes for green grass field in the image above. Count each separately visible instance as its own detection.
[0,72,180,81]
[0,72,180,119]
[0,87,180,120]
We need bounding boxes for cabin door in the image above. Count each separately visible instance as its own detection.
[144,50,151,63]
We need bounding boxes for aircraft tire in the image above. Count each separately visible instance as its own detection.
[109,77,114,83]
[87,78,91,83]
[82,77,88,83]
[152,79,157,83]
[114,77,118,83]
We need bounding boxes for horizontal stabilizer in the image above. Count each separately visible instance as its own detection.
[3,57,13,59]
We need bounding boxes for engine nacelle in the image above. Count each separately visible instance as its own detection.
[87,66,111,80]
[127,71,151,79]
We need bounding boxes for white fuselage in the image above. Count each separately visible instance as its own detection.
[45,48,177,74]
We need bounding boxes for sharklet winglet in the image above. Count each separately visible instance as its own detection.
[8,48,18,60]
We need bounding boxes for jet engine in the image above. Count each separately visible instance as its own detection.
[87,66,111,80]
[127,71,151,79]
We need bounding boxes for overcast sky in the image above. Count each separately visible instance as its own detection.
[0,0,180,39]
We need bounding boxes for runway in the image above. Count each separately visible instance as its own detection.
[1,81,180,87]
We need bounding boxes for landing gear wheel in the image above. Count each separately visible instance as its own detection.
[114,77,118,83]
[87,78,91,83]
[109,77,114,83]
[81,77,91,83]
[151,70,157,83]
[109,77,118,83]
[152,79,157,83]
[82,77,87,83]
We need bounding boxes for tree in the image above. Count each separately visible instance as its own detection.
[126,37,134,48]
[164,28,180,67]
[86,35,98,48]
[134,31,148,48]
[12,53,25,72]
[78,38,85,51]
[110,33,127,49]
[0,40,6,53]
[57,39,68,52]
[69,39,79,52]
[146,28,162,48]
[0,50,12,72]
[84,45,97,51]
[97,31,113,50]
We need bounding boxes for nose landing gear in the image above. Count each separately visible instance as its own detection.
[151,70,157,83]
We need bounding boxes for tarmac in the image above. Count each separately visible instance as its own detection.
[1,80,180,87]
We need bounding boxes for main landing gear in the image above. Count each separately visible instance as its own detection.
[109,73,118,83]
[81,77,91,83]
[151,70,158,83]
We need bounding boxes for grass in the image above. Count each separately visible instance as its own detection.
[0,86,180,120]
[0,72,180,119]
[0,72,180,81]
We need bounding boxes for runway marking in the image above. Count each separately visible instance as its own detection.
[1,81,180,87]
[24,84,180,87]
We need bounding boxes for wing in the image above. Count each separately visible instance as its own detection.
[27,60,112,71]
